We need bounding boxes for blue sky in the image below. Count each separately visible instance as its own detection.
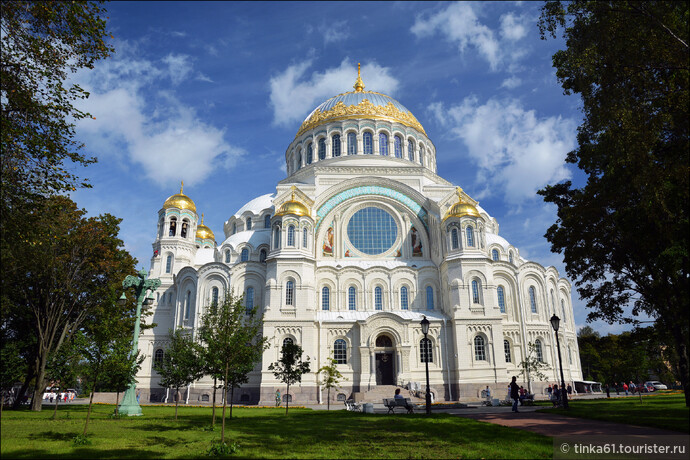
[68,1,625,335]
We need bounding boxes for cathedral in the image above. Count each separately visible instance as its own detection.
[137,67,583,405]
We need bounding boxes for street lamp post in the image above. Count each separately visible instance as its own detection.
[117,269,161,416]
[420,316,431,415]
[550,314,569,409]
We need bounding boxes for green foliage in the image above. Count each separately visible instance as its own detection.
[317,358,346,410]
[71,434,91,446]
[518,342,550,391]
[538,0,689,406]
[154,328,205,420]
[206,441,239,457]
[269,343,311,415]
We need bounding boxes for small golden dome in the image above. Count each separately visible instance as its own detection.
[275,189,310,217]
[163,181,197,213]
[445,188,480,220]
[195,213,215,240]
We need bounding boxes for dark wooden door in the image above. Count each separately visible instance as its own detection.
[375,352,395,385]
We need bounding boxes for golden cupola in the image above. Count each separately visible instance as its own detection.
[195,214,215,241]
[163,181,197,213]
[445,188,480,220]
[275,188,310,217]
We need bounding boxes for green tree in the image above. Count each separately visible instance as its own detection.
[197,294,268,442]
[1,196,136,411]
[538,1,689,406]
[0,334,26,418]
[518,342,550,393]
[154,328,204,421]
[44,340,81,420]
[316,358,345,411]
[100,336,144,417]
[268,343,310,416]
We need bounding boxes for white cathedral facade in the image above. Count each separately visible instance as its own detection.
[137,69,583,405]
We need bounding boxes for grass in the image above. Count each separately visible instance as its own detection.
[1,403,553,459]
[536,391,689,433]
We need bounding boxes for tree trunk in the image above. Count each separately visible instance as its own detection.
[221,362,229,443]
[211,377,217,428]
[229,386,234,420]
[83,373,98,436]
[31,352,48,411]
[115,391,120,416]
[52,387,60,420]
[285,383,290,415]
[174,386,180,421]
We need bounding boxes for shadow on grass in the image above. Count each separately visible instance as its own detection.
[3,448,163,459]
[28,431,75,442]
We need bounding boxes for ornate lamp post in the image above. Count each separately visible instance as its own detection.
[550,314,569,409]
[117,269,161,416]
[420,316,431,415]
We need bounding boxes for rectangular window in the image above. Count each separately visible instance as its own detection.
[400,287,409,310]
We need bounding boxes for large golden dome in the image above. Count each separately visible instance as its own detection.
[275,190,310,217]
[195,214,215,240]
[295,64,426,138]
[163,181,197,213]
[445,188,480,220]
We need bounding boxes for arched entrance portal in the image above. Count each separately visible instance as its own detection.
[375,334,395,385]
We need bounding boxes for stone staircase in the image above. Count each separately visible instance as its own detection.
[352,385,426,404]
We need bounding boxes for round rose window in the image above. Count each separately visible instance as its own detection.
[346,207,397,255]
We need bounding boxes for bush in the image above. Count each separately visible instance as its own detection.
[72,434,91,446]
[206,441,239,457]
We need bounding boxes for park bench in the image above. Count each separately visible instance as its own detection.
[344,399,361,412]
[383,398,414,414]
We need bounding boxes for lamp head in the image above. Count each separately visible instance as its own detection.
[118,293,127,306]
[420,316,430,335]
[550,314,560,332]
[144,293,155,306]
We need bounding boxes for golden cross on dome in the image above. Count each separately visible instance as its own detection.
[201,213,204,224]
[354,63,365,92]
[180,180,184,194]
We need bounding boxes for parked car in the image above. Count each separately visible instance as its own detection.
[635,384,650,393]
[644,381,667,390]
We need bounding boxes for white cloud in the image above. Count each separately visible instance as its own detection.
[411,3,531,71]
[269,58,400,126]
[432,96,576,202]
[319,20,350,44]
[500,76,522,89]
[74,41,244,188]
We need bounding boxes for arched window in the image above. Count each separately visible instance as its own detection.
[334,339,347,364]
[408,139,415,161]
[169,217,177,237]
[348,286,356,310]
[472,280,481,304]
[466,226,474,246]
[376,335,393,347]
[347,132,356,155]
[224,250,231,263]
[374,286,383,310]
[282,337,294,348]
[232,223,237,234]
[246,218,252,230]
[307,143,313,164]
[492,249,499,261]
[497,286,506,313]
[165,254,173,273]
[419,145,425,165]
[426,286,434,310]
[321,286,330,310]
[180,219,188,238]
[509,252,514,264]
[296,153,302,170]
[363,132,373,154]
[568,345,572,365]
[550,289,556,313]
[264,215,271,228]
[379,132,388,155]
[400,286,409,310]
[274,227,280,248]
[504,340,512,363]
[287,225,295,246]
[285,280,294,306]
[474,335,486,361]
[318,138,326,160]
[211,287,219,307]
[302,228,308,248]
[534,339,544,362]
[184,290,191,320]
[153,348,165,366]
[394,135,402,158]
[245,287,254,313]
[240,248,249,262]
[561,299,566,323]
[529,286,537,313]
[451,228,459,249]
[420,338,433,363]
[332,134,341,157]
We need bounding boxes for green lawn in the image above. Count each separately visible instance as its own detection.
[1,403,552,459]
[537,392,689,433]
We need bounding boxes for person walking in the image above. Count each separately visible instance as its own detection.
[510,376,520,413]
[615,382,619,395]
[567,384,573,400]
[623,382,628,396]
[605,383,610,398]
